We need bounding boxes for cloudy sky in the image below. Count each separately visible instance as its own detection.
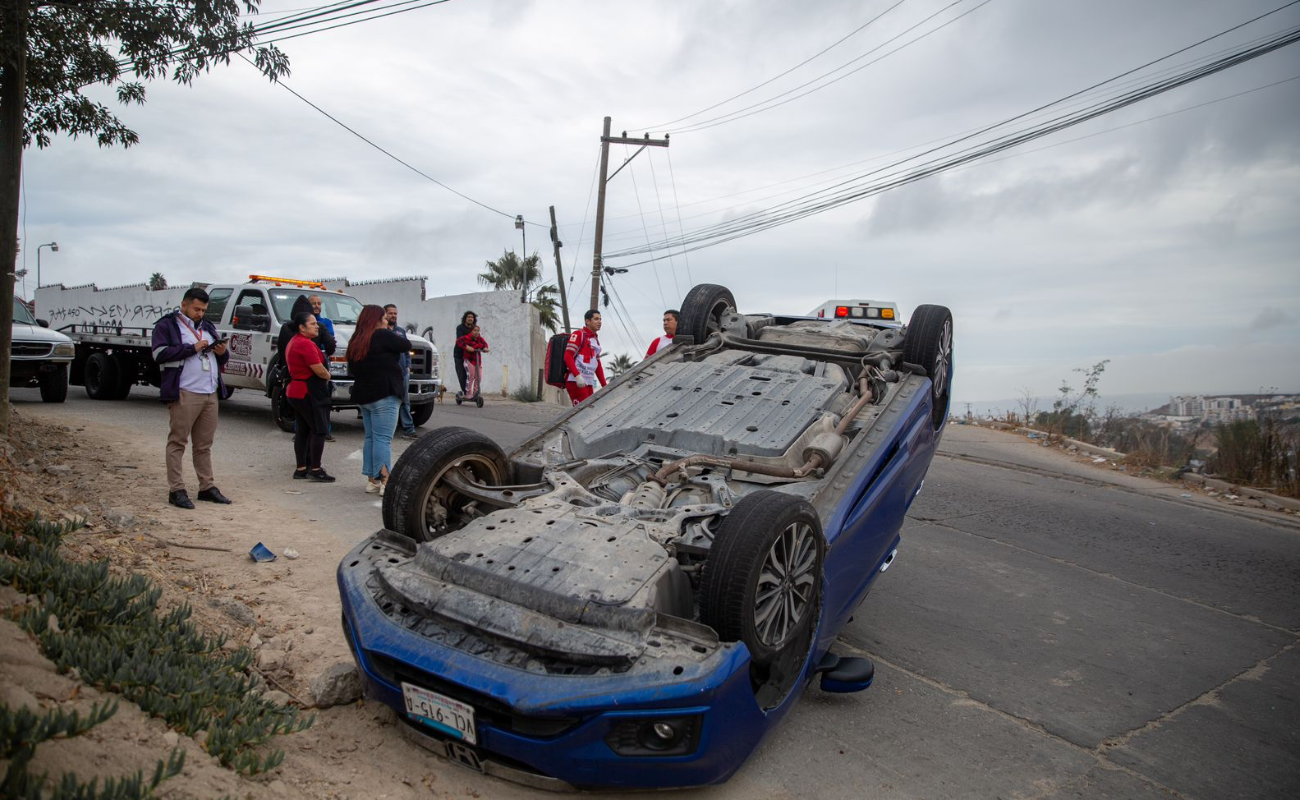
[18,0,1300,405]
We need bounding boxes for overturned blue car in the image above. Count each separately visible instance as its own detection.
[338,284,952,790]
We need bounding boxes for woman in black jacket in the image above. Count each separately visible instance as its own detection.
[346,304,409,494]
[453,309,477,399]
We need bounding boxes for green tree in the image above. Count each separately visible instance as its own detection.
[148,272,168,291]
[478,250,561,333]
[606,353,635,378]
[0,2,289,434]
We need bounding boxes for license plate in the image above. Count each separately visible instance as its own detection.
[402,682,477,745]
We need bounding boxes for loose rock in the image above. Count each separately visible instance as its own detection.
[310,662,363,708]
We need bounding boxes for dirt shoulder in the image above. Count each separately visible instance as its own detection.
[0,408,533,800]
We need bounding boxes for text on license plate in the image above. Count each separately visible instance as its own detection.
[401,682,477,745]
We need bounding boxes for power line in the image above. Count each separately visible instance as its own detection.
[623,145,668,308]
[236,52,517,221]
[605,15,1300,263]
[635,0,914,131]
[664,0,993,135]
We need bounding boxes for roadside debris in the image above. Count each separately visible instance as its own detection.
[283,548,300,560]
[249,542,277,562]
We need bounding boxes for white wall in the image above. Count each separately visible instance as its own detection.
[35,283,186,330]
[35,277,549,397]
[320,278,544,396]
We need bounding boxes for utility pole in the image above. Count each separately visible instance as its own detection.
[589,117,669,312]
[515,215,526,304]
[549,205,571,333]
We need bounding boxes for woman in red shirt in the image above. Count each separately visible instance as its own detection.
[455,325,490,401]
[285,312,335,481]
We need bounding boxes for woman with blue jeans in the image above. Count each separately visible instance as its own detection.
[346,305,409,494]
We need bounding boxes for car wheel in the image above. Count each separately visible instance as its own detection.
[110,352,135,400]
[679,284,737,344]
[84,352,120,400]
[38,365,69,403]
[699,490,825,708]
[269,380,296,433]
[902,304,953,430]
[411,402,434,427]
[383,426,510,542]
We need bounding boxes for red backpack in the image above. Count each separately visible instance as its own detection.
[544,333,569,388]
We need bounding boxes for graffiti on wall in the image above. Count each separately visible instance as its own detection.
[43,302,178,327]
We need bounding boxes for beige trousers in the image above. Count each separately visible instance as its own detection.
[166,390,219,492]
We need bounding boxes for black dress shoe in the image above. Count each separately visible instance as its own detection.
[196,487,233,504]
[168,490,195,510]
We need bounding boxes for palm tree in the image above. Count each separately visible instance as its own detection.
[607,353,635,378]
[148,272,168,290]
[479,250,561,333]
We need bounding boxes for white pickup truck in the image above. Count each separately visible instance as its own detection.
[58,276,441,430]
[9,296,75,402]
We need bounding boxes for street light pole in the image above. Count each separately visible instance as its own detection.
[36,241,58,288]
[515,215,526,304]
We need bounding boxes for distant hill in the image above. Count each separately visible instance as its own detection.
[961,392,1176,419]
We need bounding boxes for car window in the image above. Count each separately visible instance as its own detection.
[204,288,233,324]
[267,289,363,325]
[12,297,37,325]
[235,289,269,318]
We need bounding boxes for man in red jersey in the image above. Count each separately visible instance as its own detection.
[645,309,678,357]
[564,309,607,406]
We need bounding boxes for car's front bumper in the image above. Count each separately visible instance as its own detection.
[338,533,790,790]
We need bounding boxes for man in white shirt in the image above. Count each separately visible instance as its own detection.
[150,287,231,509]
[645,309,679,357]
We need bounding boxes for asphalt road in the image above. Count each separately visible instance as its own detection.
[13,386,1300,799]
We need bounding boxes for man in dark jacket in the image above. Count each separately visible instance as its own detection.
[151,287,232,509]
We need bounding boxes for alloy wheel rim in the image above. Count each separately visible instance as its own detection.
[932,318,952,399]
[753,521,818,648]
[419,455,503,539]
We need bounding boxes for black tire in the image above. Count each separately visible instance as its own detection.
[84,352,119,400]
[475,395,484,408]
[110,352,135,400]
[411,402,434,428]
[269,380,296,433]
[902,304,953,430]
[700,490,825,709]
[38,365,68,403]
[678,284,737,344]
[455,394,463,406]
[383,427,509,542]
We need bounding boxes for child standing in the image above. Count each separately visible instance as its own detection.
[455,325,490,407]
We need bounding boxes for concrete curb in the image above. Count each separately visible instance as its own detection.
[1180,473,1300,513]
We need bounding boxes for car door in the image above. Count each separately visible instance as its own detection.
[223,288,272,388]
[820,384,935,636]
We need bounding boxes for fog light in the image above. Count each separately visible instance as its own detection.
[605,715,701,757]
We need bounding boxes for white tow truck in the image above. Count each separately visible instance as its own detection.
[57,276,441,430]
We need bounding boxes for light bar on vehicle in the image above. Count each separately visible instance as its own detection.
[248,274,327,289]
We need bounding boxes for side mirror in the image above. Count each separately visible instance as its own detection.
[37,319,50,328]
[233,305,272,332]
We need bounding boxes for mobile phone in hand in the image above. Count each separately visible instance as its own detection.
[203,335,230,353]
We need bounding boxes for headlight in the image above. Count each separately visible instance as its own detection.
[52,343,76,357]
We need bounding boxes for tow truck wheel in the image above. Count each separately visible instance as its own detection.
[110,353,135,400]
[679,284,737,344]
[902,304,953,430]
[84,352,120,400]
[38,365,68,403]
[700,490,825,709]
[384,427,509,542]
[411,403,434,428]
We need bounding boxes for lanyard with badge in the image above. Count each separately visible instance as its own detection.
[180,313,212,372]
